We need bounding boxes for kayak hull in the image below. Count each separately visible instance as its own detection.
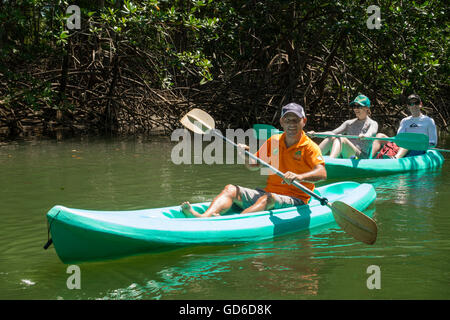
[324,150,444,179]
[46,182,376,263]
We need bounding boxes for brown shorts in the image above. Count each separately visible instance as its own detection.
[235,185,304,210]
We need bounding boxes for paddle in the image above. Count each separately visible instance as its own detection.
[181,109,378,245]
[253,124,430,151]
[253,124,283,139]
[312,133,430,151]
[430,147,450,153]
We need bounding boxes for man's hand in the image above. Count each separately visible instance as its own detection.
[237,143,250,159]
[238,143,260,170]
[237,143,249,151]
[282,171,303,185]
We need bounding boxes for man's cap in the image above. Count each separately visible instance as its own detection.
[350,94,371,108]
[281,103,306,118]
[407,94,422,104]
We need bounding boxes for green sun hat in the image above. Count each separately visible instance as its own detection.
[350,94,371,108]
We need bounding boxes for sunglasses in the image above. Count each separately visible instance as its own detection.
[282,117,302,124]
[408,101,420,106]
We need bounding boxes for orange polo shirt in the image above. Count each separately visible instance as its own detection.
[255,132,325,204]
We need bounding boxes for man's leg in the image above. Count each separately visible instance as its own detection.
[181,186,302,217]
[241,193,275,214]
[181,184,241,218]
[371,133,389,158]
[241,192,303,214]
[318,138,333,155]
[339,137,362,158]
[394,147,409,159]
[329,137,344,158]
[317,131,336,156]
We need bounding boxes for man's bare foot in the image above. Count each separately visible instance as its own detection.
[181,201,200,217]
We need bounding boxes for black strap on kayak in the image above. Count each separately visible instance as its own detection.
[43,238,53,250]
[43,210,60,250]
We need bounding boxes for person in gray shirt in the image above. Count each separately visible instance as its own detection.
[308,95,378,159]
[370,94,437,159]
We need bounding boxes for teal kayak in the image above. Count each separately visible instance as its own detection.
[325,150,444,179]
[45,181,376,263]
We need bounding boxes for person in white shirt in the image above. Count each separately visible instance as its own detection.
[371,94,437,159]
[308,94,378,159]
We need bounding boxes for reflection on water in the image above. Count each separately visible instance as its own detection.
[100,241,320,300]
[370,169,441,207]
[365,169,446,243]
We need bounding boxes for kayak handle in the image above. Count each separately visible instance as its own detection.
[43,210,60,250]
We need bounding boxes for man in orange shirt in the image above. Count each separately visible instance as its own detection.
[181,103,327,217]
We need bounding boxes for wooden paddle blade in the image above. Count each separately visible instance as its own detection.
[330,201,377,245]
[394,133,429,151]
[252,124,283,140]
[180,108,215,134]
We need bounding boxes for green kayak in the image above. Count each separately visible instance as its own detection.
[45,181,376,263]
[252,124,445,179]
[325,150,444,179]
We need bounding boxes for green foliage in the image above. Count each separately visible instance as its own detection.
[0,0,448,135]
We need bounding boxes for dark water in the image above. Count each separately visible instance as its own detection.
[0,134,449,300]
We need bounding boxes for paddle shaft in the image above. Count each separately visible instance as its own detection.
[313,133,395,143]
[255,125,399,143]
[431,147,450,153]
[212,130,329,206]
[254,124,429,151]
